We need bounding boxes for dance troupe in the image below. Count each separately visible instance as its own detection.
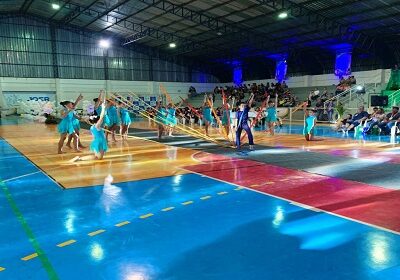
[57,91,317,161]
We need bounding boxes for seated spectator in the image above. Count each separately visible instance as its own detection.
[378,106,400,135]
[363,107,385,134]
[342,105,369,132]
[336,113,353,131]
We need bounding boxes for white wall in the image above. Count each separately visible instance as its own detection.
[0,77,219,108]
[0,68,394,108]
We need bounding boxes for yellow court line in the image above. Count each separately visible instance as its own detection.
[57,240,76,248]
[0,267,5,272]
[115,221,130,227]
[140,213,154,219]
[200,196,212,200]
[161,207,175,212]
[88,229,106,237]
[21,253,38,261]
[234,187,243,191]
[217,191,228,195]
[181,201,194,205]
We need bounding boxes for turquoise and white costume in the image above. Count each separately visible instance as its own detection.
[156,108,168,125]
[107,105,120,126]
[57,109,75,134]
[167,108,177,126]
[72,112,80,131]
[95,106,110,127]
[221,109,231,126]
[266,107,277,122]
[90,125,108,154]
[203,107,213,123]
[304,115,316,135]
[120,108,131,126]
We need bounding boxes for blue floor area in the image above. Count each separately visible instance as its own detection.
[1,139,400,279]
[255,124,396,143]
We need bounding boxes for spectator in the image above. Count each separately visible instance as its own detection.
[342,105,369,132]
[378,106,400,135]
[315,98,324,121]
[189,86,197,96]
[363,107,385,134]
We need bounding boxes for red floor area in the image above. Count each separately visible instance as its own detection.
[185,157,400,233]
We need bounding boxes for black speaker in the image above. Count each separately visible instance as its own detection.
[371,95,388,107]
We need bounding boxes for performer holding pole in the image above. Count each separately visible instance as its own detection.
[236,93,255,151]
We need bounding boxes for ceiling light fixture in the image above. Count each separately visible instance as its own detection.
[278,11,288,19]
[52,3,60,10]
[99,39,111,48]
[169,42,176,48]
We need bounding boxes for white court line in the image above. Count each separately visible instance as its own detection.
[179,167,400,236]
[2,171,42,183]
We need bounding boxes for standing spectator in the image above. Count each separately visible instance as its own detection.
[315,98,324,121]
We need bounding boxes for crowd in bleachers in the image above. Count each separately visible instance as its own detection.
[307,88,336,122]
[211,82,299,107]
[336,75,357,94]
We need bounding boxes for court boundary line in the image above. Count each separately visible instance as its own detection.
[0,179,59,279]
[179,167,400,236]
[0,137,65,190]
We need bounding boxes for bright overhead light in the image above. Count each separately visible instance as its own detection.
[278,11,288,19]
[52,3,60,10]
[169,42,176,48]
[217,31,223,36]
[99,39,111,48]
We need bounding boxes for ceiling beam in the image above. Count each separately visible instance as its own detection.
[49,0,72,20]
[99,0,163,32]
[50,0,228,55]
[19,0,35,13]
[175,0,361,51]
[252,0,375,53]
[82,0,132,28]
[257,1,396,39]
[61,0,98,24]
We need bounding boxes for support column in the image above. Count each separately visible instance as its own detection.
[50,24,59,79]
[55,78,61,105]
[0,77,5,109]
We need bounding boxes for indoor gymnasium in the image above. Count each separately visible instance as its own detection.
[0,0,400,279]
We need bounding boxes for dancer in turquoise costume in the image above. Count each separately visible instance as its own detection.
[166,103,177,137]
[70,101,108,162]
[156,98,168,140]
[303,103,317,141]
[93,90,111,128]
[66,102,85,149]
[57,94,83,154]
[202,94,213,136]
[265,94,278,136]
[118,100,132,140]
[106,98,120,142]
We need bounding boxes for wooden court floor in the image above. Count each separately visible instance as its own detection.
[0,122,201,188]
[0,119,398,188]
